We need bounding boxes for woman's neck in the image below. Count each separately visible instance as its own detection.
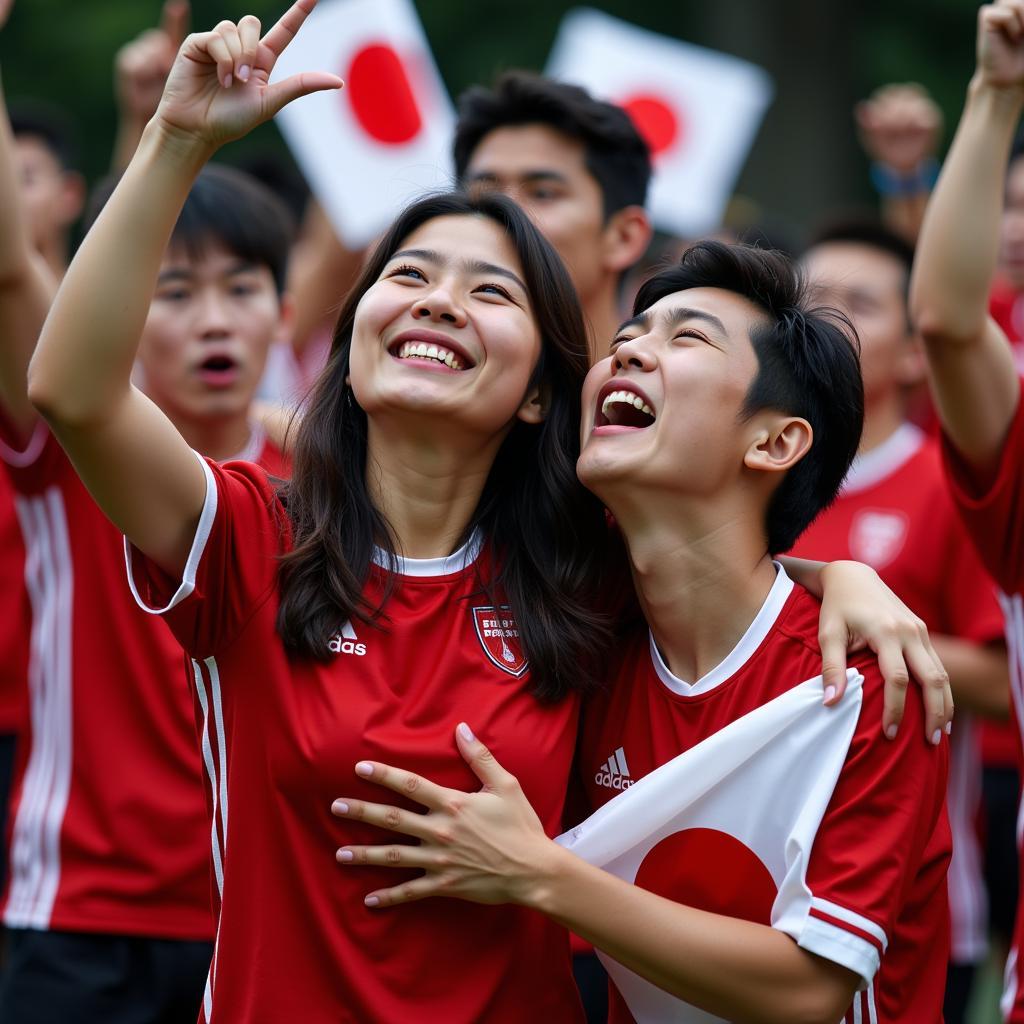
[365,418,506,559]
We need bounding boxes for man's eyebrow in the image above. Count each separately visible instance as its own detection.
[156,267,193,284]
[612,312,649,340]
[663,306,728,337]
[388,249,527,292]
[467,169,570,185]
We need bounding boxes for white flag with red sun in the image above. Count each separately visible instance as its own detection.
[546,9,773,239]
[271,0,455,248]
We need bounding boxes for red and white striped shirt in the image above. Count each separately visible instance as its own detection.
[574,570,951,1023]
[0,420,285,939]
[941,382,1024,1018]
[792,423,1004,965]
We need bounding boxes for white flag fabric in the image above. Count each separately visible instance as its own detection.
[557,670,864,1023]
[272,0,455,248]
[545,8,773,238]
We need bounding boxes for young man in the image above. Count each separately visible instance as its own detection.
[909,1,1024,1017]
[454,71,653,363]
[794,219,1008,1021]
[0,47,292,1020]
[333,240,951,1022]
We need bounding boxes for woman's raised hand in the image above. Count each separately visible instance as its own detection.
[153,0,343,152]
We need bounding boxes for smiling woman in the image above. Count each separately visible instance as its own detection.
[22,5,613,1019]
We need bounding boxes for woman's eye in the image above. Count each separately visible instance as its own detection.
[675,330,705,342]
[476,283,512,299]
[390,264,426,281]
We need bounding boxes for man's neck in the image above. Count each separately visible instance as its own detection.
[609,489,779,684]
[858,395,906,454]
[175,413,256,464]
[38,236,69,282]
[583,286,624,366]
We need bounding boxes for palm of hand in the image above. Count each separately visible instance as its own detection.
[156,40,277,148]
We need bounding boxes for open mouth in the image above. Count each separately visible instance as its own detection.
[196,354,240,387]
[595,388,656,429]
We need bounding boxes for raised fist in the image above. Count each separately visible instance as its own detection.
[115,1,190,126]
[977,0,1024,92]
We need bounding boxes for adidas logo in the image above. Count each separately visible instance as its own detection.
[594,747,633,790]
[327,620,366,657]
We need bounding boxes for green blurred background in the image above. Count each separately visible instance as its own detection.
[0,0,984,239]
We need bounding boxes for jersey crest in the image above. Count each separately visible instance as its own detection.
[472,606,528,677]
[848,509,909,569]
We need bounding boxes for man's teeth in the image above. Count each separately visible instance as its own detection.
[397,341,463,370]
[601,390,654,419]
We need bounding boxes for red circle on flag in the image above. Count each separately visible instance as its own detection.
[621,94,682,158]
[347,43,423,146]
[634,828,776,924]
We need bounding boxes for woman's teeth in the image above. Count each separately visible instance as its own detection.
[397,341,463,370]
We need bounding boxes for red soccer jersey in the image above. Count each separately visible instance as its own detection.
[126,457,585,1024]
[942,381,1024,1017]
[577,570,951,1024]
[0,420,285,940]
[0,456,28,736]
[792,423,1004,964]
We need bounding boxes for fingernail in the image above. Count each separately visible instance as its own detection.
[457,722,475,743]
[332,801,348,815]
[945,721,953,736]
[336,849,353,862]
[885,724,897,740]
[365,895,380,908]
[238,64,251,82]
[355,762,373,777]
[222,74,232,88]
[931,729,942,746]
[823,685,836,703]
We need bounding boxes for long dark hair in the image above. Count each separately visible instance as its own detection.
[276,192,612,700]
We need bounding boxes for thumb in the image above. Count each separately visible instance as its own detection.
[264,72,343,118]
[455,723,511,791]
[818,626,849,706]
[161,0,190,47]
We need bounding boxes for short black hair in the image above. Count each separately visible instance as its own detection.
[633,240,864,553]
[453,70,651,219]
[807,216,915,287]
[8,100,78,170]
[86,164,295,294]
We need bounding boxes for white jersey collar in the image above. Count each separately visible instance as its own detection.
[650,562,795,697]
[841,422,924,495]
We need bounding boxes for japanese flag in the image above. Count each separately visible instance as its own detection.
[545,9,773,238]
[557,672,868,1023]
[272,0,454,248]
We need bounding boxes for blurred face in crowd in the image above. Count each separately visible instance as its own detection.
[1001,156,1024,290]
[803,242,922,408]
[14,135,83,256]
[464,124,610,305]
[138,240,286,427]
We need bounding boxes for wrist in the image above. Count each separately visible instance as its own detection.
[520,840,582,916]
[967,73,1024,120]
[139,118,217,173]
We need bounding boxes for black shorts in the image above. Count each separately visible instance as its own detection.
[0,927,213,1024]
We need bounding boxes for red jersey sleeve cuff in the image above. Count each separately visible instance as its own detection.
[124,451,218,615]
[781,896,886,989]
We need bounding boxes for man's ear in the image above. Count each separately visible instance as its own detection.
[516,383,547,425]
[743,416,813,475]
[601,205,653,274]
